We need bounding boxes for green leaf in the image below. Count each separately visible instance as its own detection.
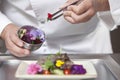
[56,47,62,55]
[41,65,47,70]
[53,69,64,75]
[44,60,54,70]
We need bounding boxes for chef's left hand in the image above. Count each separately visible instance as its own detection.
[62,0,110,24]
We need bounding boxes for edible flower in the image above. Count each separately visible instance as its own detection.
[47,13,53,21]
[56,60,64,67]
[70,65,86,74]
[18,29,27,38]
[27,63,42,75]
[18,25,45,44]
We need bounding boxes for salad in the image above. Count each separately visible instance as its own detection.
[27,53,86,75]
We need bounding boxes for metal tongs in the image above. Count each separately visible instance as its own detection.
[47,0,83,21]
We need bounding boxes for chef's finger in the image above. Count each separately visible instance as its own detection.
[10,34,24,47]
[71,8,95,23]
[6,36,30,57]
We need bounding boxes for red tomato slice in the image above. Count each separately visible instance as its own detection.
[43,70,50,75]
[64,69,71,75]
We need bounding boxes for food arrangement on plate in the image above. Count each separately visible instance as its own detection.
[27,53,86,75]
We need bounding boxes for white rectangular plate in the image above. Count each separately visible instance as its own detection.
[15,60,97,80]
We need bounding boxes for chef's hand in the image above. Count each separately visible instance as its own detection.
[62,0,110,24]
[0,23,30,57]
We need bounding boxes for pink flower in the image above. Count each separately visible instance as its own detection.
[27,63,42,75]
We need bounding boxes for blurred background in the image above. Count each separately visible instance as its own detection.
[111,26,120,53]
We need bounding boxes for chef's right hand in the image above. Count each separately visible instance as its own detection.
[0,23,30,57]
[61,0,110,24]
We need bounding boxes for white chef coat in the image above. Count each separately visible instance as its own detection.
[108,0,120,26]
[0,0,119,54]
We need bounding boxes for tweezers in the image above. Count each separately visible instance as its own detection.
[50,0,83,20]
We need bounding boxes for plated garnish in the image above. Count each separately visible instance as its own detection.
[27,53,86,75]
[47,13,53,21]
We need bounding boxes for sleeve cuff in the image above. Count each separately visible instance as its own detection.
[97,11,117,31]
[108,0,120,25]
[0,12,12,36]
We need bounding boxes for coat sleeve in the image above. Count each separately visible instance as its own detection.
[0,0,12,37]
[97,11,117,31]
[97,0,120,31]
[109,0,120,26]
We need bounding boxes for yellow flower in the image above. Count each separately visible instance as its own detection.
[56,60,64,67]
[19,29,27,38]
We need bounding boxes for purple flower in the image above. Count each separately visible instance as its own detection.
[18,25,45,44]
[29,29,38,40]
[27,63,42,75]
[71,65,86,74]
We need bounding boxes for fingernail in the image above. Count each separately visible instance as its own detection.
[19,42,23,47]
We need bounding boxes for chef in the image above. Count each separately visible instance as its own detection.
[0,0,119,57]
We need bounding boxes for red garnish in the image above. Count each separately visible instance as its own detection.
[43,70,50,75]
[47,13,53,21]
[64,69,71,75]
